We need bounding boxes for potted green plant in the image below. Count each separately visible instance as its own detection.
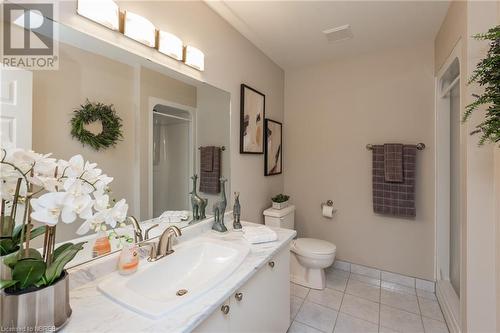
[272,194,290,210]
[463,25,500,145]
[0,148,129,331]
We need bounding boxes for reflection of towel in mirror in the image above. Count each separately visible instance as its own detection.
[242,226,278,244]
[200,146,221,194]
[159,211,190,223]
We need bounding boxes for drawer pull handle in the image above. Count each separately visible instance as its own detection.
[235,292,243,301]
[268,261,275,268]
[221,304,230,314]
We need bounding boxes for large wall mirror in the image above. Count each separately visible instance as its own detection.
[0,22,230,267]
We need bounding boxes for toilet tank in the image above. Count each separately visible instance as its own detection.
[263,205,295,229]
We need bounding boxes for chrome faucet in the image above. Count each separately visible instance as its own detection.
[128,216,158,243]
[157,225,182,256]
[140,225,182,262]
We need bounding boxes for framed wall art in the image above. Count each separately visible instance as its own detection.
[264,119,282,176]
[240,84,265,154]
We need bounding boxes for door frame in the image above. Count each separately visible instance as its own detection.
[434,39,463,333]
[147,97,196,219]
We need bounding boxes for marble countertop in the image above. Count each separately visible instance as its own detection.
[62,221,296,333]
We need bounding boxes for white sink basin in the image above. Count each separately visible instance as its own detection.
[98,236,250,319]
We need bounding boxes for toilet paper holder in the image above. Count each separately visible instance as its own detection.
[321,200,334,209]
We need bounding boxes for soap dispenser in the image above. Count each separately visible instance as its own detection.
[118,242,139,275]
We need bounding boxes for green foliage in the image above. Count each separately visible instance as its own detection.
[43,242,85,286]
[464,25,500,146]
[1,242,85,292]
[272,194,290,203]
[12,259,46,289]
[0,239,17,256]
[0,225,46,256]
[70,100,123,151]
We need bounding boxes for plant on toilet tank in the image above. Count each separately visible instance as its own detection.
[0,148,129,330]
[272,193,290,210]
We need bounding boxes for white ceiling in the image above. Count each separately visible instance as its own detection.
[207,1,450,69]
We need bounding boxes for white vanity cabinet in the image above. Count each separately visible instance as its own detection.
[194,246,290,333]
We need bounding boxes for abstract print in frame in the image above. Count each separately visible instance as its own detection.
[240,84,265,154]
[264,119,282,176]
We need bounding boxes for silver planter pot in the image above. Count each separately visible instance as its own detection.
[1,271,72,331]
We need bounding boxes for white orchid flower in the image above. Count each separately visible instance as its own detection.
[105,199,128,228]
[8,149,52,174]
[93,190,110,211]
[30,192,67,225]
[63,178,94,197]
[76,209,107,235]
[0,177,27,201]
[94,174,113,191]
[65,155,85,177]
[62,194,93,223]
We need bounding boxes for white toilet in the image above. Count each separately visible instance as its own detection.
[263,205,336,290]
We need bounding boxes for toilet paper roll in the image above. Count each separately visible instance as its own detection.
[322,205,334,218]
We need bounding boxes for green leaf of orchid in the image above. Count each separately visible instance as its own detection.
[12,259,46,289]
[45,242,85,284]
[0,279,18,289]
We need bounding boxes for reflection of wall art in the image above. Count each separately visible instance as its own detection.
[240,84,265,154]
[264,119,282,176]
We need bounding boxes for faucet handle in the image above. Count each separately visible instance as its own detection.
[138,242,158,262]
[144,224,159,240]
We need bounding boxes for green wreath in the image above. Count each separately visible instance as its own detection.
[70,100,123,151]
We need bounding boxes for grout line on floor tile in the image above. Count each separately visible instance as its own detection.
[331,286,346,333]
[378,275,382,333]
[416,295,426,332]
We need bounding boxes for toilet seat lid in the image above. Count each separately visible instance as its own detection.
[293,238,336,255]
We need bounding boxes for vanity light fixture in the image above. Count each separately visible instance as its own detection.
[158,31,184,61]
[183,45,205,71]
[123,11,156,47]
[77,0,120,31]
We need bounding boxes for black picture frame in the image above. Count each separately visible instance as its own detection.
[264,119,282,176]
[240,84,265,154]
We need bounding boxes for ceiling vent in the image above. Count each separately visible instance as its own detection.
[322,24,353,43]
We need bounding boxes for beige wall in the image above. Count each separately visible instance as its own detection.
[58,1,285,223]
[464,1,498,332]
[284,42,436,280]
[32,43,135,242]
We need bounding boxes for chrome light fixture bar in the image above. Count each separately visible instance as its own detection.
[77,0,120,31]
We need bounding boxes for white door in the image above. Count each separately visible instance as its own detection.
[0,67,33,150]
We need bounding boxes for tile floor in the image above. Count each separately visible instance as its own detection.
[289,268,449,333]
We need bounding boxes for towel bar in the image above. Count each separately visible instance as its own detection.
[198,146,225,151]
[366,143,425,151]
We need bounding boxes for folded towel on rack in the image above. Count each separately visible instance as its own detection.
[200,146,221,194]
[372,144,417,218]
[384,143,403,182]
[159,210,191,223]
[242,226,278,244]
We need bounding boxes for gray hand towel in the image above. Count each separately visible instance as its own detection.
[373,145,416,218]
[200,146,221,194]
[384,143,403,182]
[200,146,214,172]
